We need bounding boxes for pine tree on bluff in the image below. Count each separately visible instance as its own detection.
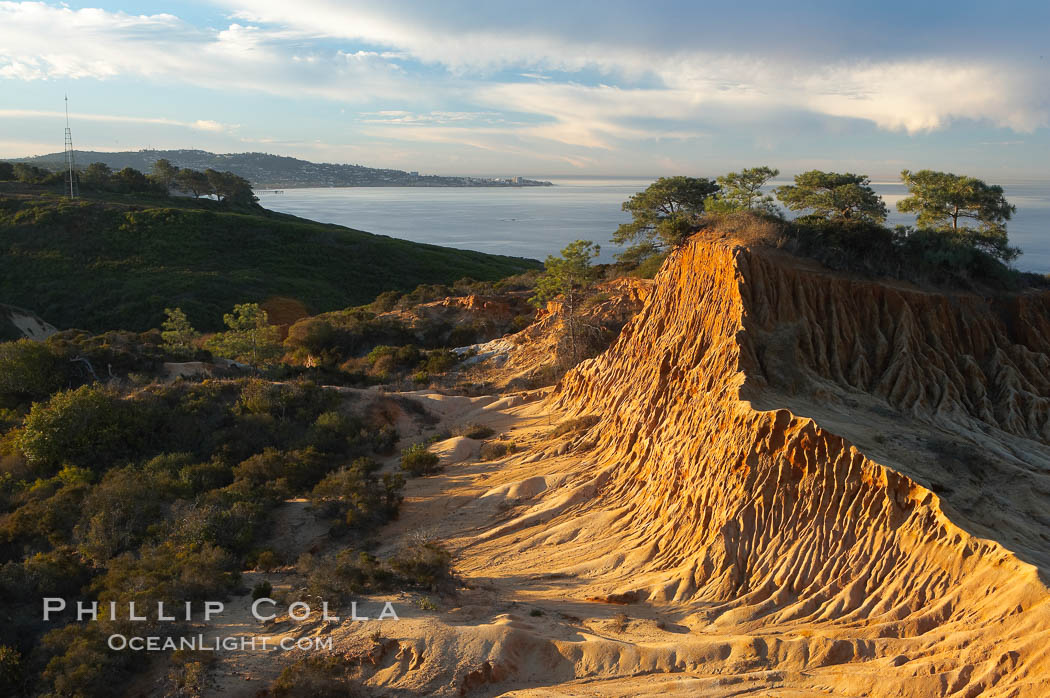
[612,176,720,265]
[897,169,1018,262]
[775,170,887,223]
[705,166,780,215]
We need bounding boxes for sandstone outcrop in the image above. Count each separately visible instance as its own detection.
[497,237,1050,694]
[241,236,1050,696]
[461,277,653,389]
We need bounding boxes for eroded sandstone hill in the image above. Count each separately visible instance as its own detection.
[516,237,1050,694]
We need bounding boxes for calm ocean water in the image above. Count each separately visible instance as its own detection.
[259,176,1050,273]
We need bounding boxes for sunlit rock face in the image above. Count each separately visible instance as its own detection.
[535,236,1050,696]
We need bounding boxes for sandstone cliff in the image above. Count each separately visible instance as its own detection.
[454,236,1050,696]
[458,277,653,389]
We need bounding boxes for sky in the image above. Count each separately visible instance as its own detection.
[1,0,1048,179]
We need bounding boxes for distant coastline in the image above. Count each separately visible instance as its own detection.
[4,148,554,189]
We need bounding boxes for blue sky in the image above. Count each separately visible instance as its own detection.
[1,0,1048,178]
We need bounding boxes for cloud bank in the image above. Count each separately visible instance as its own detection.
[1,0,1047,171]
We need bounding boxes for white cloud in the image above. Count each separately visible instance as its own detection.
[191,119,227,132]
[212,0,1050,136]
[0,2,415,102]
[801,61,1048,134]
[361,110,503,125]
[0,0,1046,168]
[0,109,234,132]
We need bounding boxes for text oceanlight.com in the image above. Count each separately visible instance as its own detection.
[108,634,335,652]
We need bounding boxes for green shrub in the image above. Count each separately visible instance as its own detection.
[17,385,148,475]
[0,482,90,552]
[424,349,457,374]
[0,549,92,607]
[625,252,667,277]
[251,580,273,601]
[165,652,213,698]
[0,340,66,404]
[235,379,339,421]
[366,345,396,365]
[310,457,404,531]
[141,452,198,496]
[307,411,359,454]
[93,541,239,606]
[399,443,440,476]
[371,290,402,312]
[579,292,611,312]
[0,645,24,696]
[75,466,170,563]
[300,540,453,598]
[40,623,136,697]
[284,318,337,357]
[370,425,399,455]
[232,447,329,493]
[168,497,268,555]
[231,448,287,486]
[783,216,1022,289]
[300,549,396,599]
[45,328,172,378]
[178,459,233,494]
[395,344,421,365]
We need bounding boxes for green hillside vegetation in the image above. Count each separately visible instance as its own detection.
[0,368,441,695]
[0,183,540,332]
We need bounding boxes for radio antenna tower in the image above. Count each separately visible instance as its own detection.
[63,95,78,199]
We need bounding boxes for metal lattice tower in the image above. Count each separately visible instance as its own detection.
[63,95,78,199]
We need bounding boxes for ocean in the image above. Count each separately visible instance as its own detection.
[258,176,1050,273]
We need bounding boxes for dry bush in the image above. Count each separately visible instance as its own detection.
[549,415,600,438]
[703,211,786,247]
[270,656,368,698]
[479,441,516,461]
[451,422,495,440]
[553,318,614,371]
[390,541,454,590]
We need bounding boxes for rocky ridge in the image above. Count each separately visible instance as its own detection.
[535,236,1050,694]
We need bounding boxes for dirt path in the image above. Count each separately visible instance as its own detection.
[197,388,557,696]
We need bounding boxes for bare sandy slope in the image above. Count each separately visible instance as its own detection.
[195,237,1050,697]
[0,302,57,340]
